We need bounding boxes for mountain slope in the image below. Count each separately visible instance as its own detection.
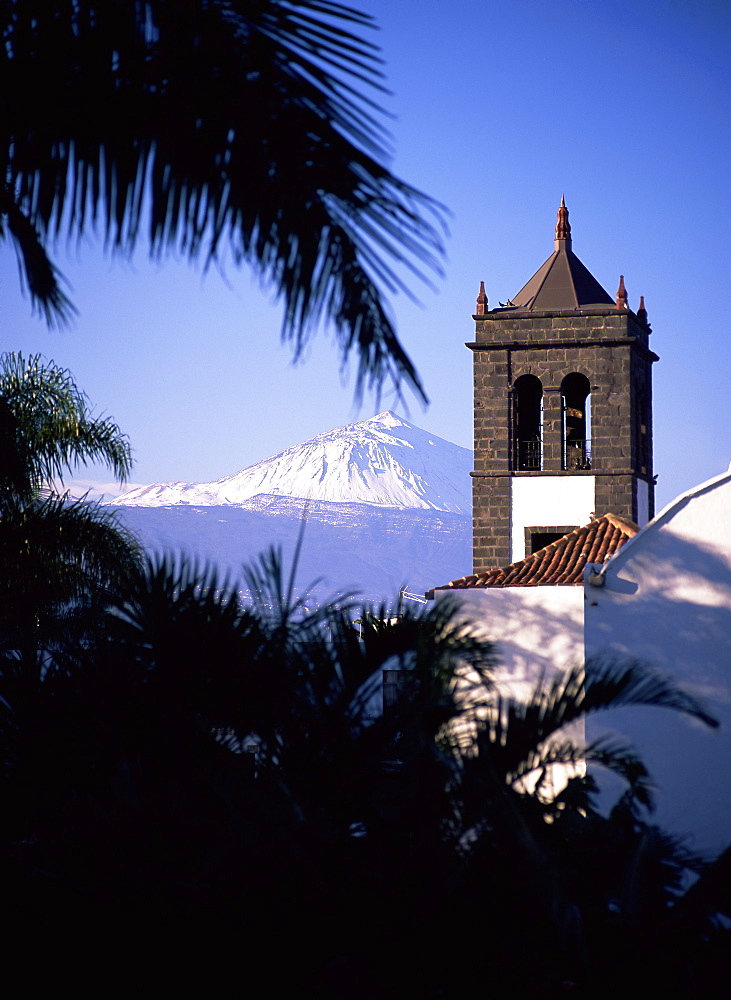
[109,412,474,604]
[113,411,472,513]
[112,498,471,606]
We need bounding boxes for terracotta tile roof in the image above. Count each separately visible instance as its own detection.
[431,513,639,593]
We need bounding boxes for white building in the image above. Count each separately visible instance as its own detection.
[429,473,731,855]
[584,469,731,856]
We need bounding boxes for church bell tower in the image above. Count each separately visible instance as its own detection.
[470,199,658,573]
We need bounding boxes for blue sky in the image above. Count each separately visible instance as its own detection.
[2,0,729,512]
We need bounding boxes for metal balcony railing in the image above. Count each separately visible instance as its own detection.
[516,439,542,471]
[564,439,591,470]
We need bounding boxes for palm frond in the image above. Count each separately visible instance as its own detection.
[0,0,447,400]
[0,492,142,653]
[509,734,657,811]
[0,492,141,583]
[484,659,717,777]
[582,656,719,728]
[456,657,719,829]
[0,187,76,326]
[242,543,324,628]
[0,352,133,495]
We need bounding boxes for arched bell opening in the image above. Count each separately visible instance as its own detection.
[561,373,591,470]
[513,374,543,471]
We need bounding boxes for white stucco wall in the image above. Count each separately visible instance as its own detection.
[510,476,595,561]
[444,586,585,699]
[438,585,586,789]
[584,470,731,856]
[635,477,650,526]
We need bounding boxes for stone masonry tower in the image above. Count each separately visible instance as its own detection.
[470,199,658,573]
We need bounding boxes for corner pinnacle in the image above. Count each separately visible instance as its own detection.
[616,275,628,309]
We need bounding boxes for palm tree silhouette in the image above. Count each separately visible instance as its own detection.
[0,352,140,650]
[0,0,446,400]
[2,548,725,993]
[0,352,132,501]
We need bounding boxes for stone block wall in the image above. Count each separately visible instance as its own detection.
[472,475,511,572]
[594,474,637,522]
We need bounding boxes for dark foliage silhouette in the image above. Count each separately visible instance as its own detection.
[0,0,446,400]
[0,352,132,501]
[1,550,726,994]
[0,352,140,649]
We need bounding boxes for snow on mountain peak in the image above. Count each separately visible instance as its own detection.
[370,409,407,428]
[113,412,472,512]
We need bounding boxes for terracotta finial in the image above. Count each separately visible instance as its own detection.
[554,195,572,250]
[637,295,647,322]
[616,274,628,309]
[476,280,488,315]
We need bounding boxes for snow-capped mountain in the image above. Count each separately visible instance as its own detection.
[109,412,473,605]
[113,411,472,513]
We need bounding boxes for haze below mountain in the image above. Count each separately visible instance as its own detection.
[109,412,472,605]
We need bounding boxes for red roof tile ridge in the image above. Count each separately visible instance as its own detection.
[602,512,640,536]
[429,513,640,594]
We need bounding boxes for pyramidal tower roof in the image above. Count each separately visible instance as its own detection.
[508,197,614,311]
